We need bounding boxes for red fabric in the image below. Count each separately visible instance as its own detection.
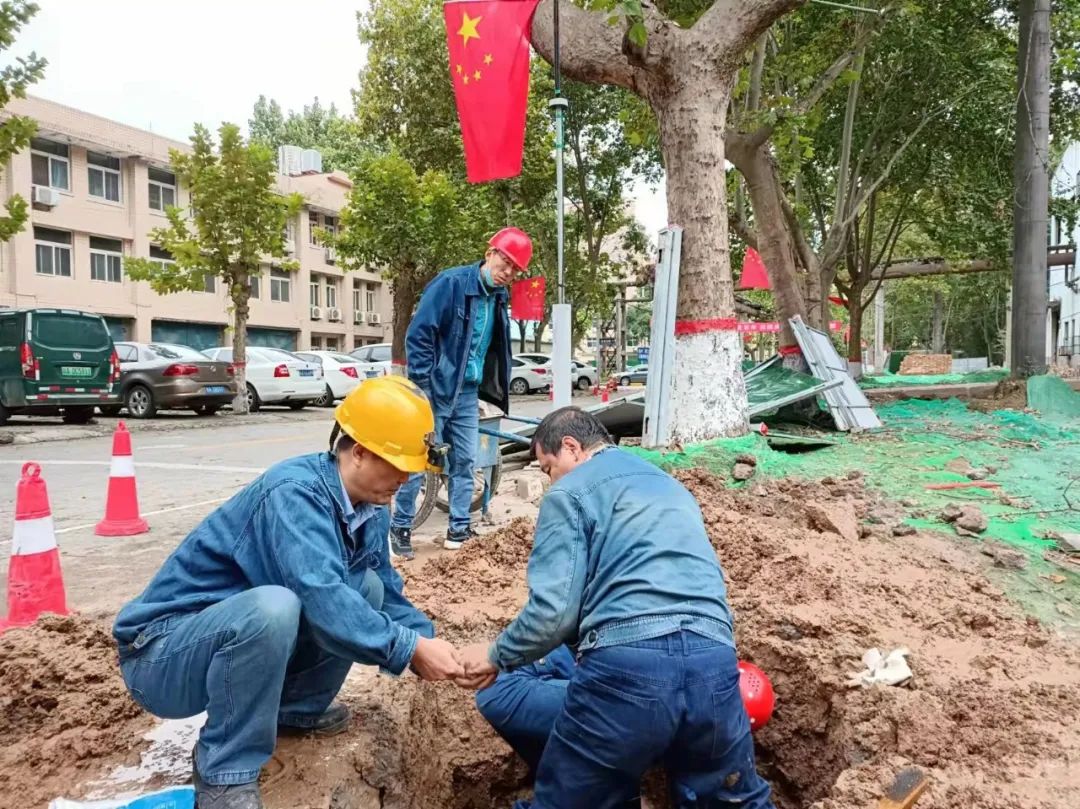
[737,247,771,291]
[674,318,739,335]
[444,0,540,183]
[778,345,802,356]
[2,549,68,630]
[510,276,546,321]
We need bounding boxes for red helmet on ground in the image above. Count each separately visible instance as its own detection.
[489,227,532,271]
[738,660,775,731]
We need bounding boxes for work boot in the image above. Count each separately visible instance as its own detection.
[389,526,415,561]
[192,748,263,809]
[444,526,478,550]
[278,701,352,737]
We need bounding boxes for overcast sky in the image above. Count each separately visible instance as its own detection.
[18,0,665,236]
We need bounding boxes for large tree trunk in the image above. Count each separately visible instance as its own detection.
[931,291,946,353]
[230,278,251,415]
[1011,0,1051,377]
[390,277,418,365]
[847,289,866,379]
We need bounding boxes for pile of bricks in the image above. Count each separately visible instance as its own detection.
[898,353,952,375]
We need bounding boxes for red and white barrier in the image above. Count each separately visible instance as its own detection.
[95,421,149,537]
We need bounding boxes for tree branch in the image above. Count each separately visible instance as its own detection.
[694,0,807,56]
[729,214,759,250]
[780,194,817,274]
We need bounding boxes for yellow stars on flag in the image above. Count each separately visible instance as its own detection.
[473,69,482,81]
[457,11,481,47]
[484,53,493,66]
[456,64,463,75]
[530,279,541,289]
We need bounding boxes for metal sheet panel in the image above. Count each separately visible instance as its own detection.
[642,227,682,448]
[789,316,882,431]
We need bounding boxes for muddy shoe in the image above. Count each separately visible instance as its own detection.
[444,526,478,550]
[278,701,352,737]
[193,749,263,809]
[389,526,415,560]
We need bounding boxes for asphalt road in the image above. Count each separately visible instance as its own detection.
[0,389,632,616]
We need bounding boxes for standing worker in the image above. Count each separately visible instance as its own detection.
[390,227,532,558]
[459,407,775,808]
[113,378,464,809]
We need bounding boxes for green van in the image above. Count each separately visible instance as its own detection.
[0,308,120,425]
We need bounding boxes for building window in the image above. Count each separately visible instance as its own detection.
[270,268,291,302]
[284,219,296,244]
[148,167,176,211]
[365,283,376,312]
[89,236,123,283]
[323,215,337,240]
[203,275,216,294]
[326,337,339,351]
[310,279,320,307]
[88,151,122,202]
[311,335,322,350]
[34,227,73,277]
[149,245,175,272]
[31,138,70,191]
[352,279,361,312]
[249,274,261,300]
[326,280,337,309]
[309,211,319,245]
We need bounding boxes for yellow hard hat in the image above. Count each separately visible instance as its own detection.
[333,376,435,473]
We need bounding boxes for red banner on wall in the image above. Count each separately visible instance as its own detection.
[510,276,545,321]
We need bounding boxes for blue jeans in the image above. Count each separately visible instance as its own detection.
[478,634,775,809]
[392,383,479,533]
[119,571,384,786]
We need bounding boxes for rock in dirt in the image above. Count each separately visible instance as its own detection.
[734,453,758,467]
[0,615,151,807]
[981,541,1028,570]
[940,504,964,523]
[732,463,756,482]
[0,431,14,445]
[805,501,860,543]
[966,468,989,481]
[955,505,988,534]
[892,523,918,537]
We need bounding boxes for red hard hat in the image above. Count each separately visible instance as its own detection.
[738,660,775,731]
[489,227,532,271]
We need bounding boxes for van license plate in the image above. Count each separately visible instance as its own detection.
[299,369,313,377]
[204,386,227,394]
[61,366,93,378]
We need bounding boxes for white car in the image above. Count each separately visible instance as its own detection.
[202,346,324,412]
[514,352,580,389]
[572,360,598,391]
[295,350,379,407]
[349,342,393,374]
[510,356,552,395]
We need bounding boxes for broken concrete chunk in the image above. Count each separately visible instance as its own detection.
[955,505,988,534]
[732,463,756,482]
[966,469,989,481]
[734,453,758,467]
[892,524,917,537]
[515,477,544,501]
[805,502,860,543]
[940,504,963,523]
[1057,534,1080,555]
[0,431,13,445]
[980,541,1028,570]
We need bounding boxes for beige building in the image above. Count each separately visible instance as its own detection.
[0,96,393,352]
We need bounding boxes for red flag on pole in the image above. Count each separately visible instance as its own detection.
[737,247,772,291]
[444,0,540,183]
[511,276,546,321]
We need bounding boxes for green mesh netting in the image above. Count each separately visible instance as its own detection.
[1027,375,1080,420]
[859,369,1009,388]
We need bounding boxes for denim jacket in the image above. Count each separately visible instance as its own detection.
[489,448,735,671]
[406,262,511,415]
[113,452,434,675]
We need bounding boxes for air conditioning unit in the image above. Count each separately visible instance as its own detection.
[278,145,302,177]
[367,312,381,325]
[325,247,337,264]
[283,238,295,255]
[327,307,342,322]
[33,186,59,208]
[310,306,323,320]
[353,311,365,325]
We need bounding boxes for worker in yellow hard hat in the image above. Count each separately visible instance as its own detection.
[113,377,463,809]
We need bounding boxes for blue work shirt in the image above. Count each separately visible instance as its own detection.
[490,448,735,671]
[464,271,496,384]
[406,261,511,415]
[113,452,434,675]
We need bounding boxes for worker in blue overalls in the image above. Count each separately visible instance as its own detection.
[390,227,532,558]
[458,406,776,809]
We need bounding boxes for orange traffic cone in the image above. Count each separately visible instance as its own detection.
[95,421,149,536]
[1,462,68,633]
[601,389,610,403]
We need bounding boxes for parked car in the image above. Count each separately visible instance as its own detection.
[572,360,597,391]
[618,364,649,386]
[513,352,580,389]
[294,350,378,407]
[509,356,552,395]
[0,308,120,426]
[349,342,393,374]
[102,342,237,418]
[202,346,323,412]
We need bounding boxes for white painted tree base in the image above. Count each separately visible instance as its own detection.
[668,330,748,443]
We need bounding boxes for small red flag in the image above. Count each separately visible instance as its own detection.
[444,0,540,183]
[510,276,546,321]
[737,247,772,291]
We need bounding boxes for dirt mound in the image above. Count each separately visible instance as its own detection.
[0,614,151,807]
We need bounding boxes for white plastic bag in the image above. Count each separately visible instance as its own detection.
[49,786,194,809]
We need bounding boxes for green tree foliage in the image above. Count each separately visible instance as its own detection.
[0,0,46,241]
[125,124,303,414]
[248,95,370,173]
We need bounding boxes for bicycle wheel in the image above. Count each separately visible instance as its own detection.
[391,470,440,530]
[435,453,502,515]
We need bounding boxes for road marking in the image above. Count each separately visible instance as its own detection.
[50,496,235,536]
[138,444,189,450]
[0,459,266,474]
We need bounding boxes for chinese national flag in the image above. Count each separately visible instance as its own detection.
[444,0,540,183]
[511,276,546,321]
[737,246,772,291]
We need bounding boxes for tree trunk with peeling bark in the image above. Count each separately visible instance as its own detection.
[531,0,804,441]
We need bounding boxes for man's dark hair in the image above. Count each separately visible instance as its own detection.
[531,406,613,457]
[335,432,357,456]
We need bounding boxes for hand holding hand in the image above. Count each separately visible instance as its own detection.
[453,642,498,690]
[410,637,464,682]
